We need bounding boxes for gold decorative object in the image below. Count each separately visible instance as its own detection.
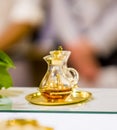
[0,119,53,130]
[26,46,92,105]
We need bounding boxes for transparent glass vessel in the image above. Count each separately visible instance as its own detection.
[39,48,79,100]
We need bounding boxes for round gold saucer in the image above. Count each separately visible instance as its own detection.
[25,90,92,106]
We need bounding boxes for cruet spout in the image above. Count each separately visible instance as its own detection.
[43,55,52,65]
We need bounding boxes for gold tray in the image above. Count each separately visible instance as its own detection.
[25,90,92,106]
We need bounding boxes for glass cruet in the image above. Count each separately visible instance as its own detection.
[39,47,79,100]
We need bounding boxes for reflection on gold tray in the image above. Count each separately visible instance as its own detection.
[26,91,92,106]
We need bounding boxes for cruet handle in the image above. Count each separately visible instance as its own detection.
[68,68,79,85]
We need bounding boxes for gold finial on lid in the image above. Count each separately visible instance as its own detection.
[58,46,63,51]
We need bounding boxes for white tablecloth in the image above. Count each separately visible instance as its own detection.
[0,87,117,112]
[0,112,117,130]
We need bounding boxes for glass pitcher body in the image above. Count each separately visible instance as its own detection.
[39,49,79,100]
